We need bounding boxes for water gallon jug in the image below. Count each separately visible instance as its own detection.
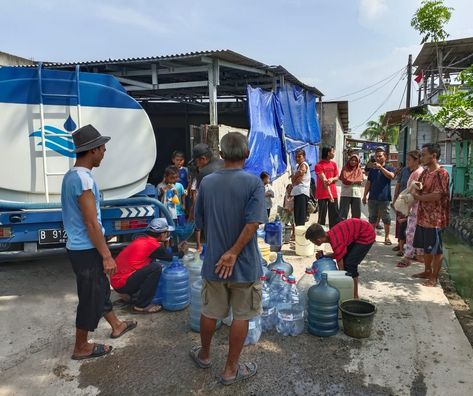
[264,217,282,248]
[297,267,316,307]
[151,260,170,305]
[184,251,203,286]
[162,256,190,311]
[295,225,314,256]
[267,252,293,277]
[322,270,354,304]
[312,257,337,283]
[269,270,287,305]
[261,258,271,279]
[260,276,276,331]
[189,279,222,332]
[244,315,262,345]
[276,275,305,336]
[307,273,340,337]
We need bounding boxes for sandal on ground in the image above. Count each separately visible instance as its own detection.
[189,345,212,369]
[396,250,404,257]
[392,245,400,251]
[396,259,411,268]
[71,343,112,361]
[110,320,137,339]
[132,304,162,314]
[220,362,258,386]
[384,239,393,246]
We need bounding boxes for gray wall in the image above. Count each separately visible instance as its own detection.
[0,51,35,66]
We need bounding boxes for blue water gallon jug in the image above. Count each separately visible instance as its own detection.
[189,279,221,332]
[268,252,293,277]
[151,260,169,305]
[264,217,282,247]
[162,256,190,311]
[312,257,337,283]
[307,273,340,337]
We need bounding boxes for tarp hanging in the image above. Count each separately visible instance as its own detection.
[244,86,287,180]
[278,82,320,145]
[286,137,319,172]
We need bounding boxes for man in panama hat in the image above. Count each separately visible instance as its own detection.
[61,124,136,360]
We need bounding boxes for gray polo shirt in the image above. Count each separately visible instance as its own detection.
[195,168,267,282]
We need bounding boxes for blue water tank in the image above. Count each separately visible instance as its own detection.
[307,273,340,337]
[162,256,190,311]
[264,218,283,247]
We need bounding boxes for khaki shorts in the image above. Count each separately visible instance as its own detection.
[201,280,262,321]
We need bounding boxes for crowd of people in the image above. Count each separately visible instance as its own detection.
[60,124,449,386]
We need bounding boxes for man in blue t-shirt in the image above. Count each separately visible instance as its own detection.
[190,132,267,386]
[61,124,136,361]
[362,147,395,245]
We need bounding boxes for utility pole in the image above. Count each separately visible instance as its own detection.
[402,54,412,164]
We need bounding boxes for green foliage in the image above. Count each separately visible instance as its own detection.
[411,0,453,44]
[361,114,399,144]
[424,65,473,128]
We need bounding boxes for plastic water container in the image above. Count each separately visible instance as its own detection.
[183,251,202,286]
[312,257,337,283]
[267,252,293,277]
[244,315,262,345]
[297,267,316,308]
[276,275,305,336]
[269,269,287,304]
[261,276,276,331]
[189,279,222,332]
[261,258,271,279]
[322,270,354,304]
[151,260,169,305]
[264,217,283,248]
[307,273,340,337]
[295,225,314,256]
[162,256,190,311]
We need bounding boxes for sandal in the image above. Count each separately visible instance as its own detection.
[396,259,411,268]
[220,362,258,386]
[132,304,162,314]
[189,345,212,369]
[384,239,393,246]
[110,320,137,339]
[392,245,400,252]
[396,251,404,257]
[71,343,112,361]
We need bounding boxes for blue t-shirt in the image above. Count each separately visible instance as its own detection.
[178,167,189,189]
[61,167,104,250]
[397,167,412,191]
[368,165,395,202]
[195,168,267,282]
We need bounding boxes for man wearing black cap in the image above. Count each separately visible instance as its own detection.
[61,124,136,360]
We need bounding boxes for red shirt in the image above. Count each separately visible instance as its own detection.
[315,160,339,200]
[111,235,161,289]
[327,219,375,261]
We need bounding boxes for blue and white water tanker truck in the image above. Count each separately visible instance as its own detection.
[0,65,171,262]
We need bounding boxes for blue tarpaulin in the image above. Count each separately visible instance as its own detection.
[277,83,320,145]
[286,137,319,172]
[244,86,287,179]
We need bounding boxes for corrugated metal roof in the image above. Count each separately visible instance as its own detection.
[40,49,323,96]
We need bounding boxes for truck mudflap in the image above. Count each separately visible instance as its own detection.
[0,197,173,262]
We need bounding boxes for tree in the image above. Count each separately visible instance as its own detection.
[411,0,453,44]
[361,114,399,144]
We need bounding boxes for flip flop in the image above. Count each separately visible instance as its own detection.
[189,345,212,369]
[396,259,411,268]
[220,362,258,386]
[132,304,162,314]
[392,245,400,251]
[384,239,393,246]
[110,320,137,339]
[71,343,112,361]
[396,251,404,257]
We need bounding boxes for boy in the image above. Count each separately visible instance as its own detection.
[260,171,274,218]
[172,150,189,190]
[305,218,376,299]
[157,165,186,222]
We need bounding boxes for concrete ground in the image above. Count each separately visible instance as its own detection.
[1,214,473,395]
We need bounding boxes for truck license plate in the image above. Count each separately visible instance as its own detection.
[38,229,68,245]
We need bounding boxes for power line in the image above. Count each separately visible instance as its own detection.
[352,71,406,131]
[398,81,407,110]
[349,68,406,103]
[327,66,406,101]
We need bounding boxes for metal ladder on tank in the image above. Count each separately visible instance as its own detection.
[37,63,82,202]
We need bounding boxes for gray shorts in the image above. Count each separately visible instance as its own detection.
[368,200,391,224]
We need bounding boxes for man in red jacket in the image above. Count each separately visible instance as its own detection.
[305,218,376,299]
[111,218,174,314]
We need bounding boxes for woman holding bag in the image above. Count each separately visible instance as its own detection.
[339,154,364,219]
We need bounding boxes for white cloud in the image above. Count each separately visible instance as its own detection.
[95,4,170,35]
[358,0,388,20]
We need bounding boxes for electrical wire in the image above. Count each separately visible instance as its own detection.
[349,68,406,103]
[327,66,406,101]
[398,81,407,110]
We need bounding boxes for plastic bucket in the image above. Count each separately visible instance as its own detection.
[295,225,314,256]
[339,299,376,339]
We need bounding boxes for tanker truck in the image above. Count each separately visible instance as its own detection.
[0,65,171,262]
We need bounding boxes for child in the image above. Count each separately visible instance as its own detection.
[171,150,189,190]
[278,183,295,240]
[260,171,274,218]
[305,218,375,299]
[156,166,186,223]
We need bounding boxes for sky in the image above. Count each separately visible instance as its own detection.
[1,0,472,136]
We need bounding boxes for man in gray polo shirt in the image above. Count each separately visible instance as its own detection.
[190,132,267,386]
